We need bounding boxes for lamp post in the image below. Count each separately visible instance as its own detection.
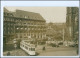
[63,28,64,45]
[13,39,17,56]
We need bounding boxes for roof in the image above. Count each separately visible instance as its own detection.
[4,8,46,21]
[14,10,45,21]
[4,7,11,13]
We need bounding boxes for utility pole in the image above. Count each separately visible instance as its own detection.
[63,28,64,45]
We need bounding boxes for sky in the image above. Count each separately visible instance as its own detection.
[5,7,67,23]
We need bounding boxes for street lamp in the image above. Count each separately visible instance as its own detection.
[13,39,17,56]
[62,28,65,46]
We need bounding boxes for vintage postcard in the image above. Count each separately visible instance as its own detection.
[3,6,79,56]
[0,0,79,58]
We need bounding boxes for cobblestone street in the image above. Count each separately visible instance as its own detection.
[36,45,77,56]
[3,49,28,56]
[3,45,78,56]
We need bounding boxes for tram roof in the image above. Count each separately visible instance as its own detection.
[21,40,35,47]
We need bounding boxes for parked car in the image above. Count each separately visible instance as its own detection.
[49,43,59,47]
[58,42,63,45]
[69,44,78,47]
[52,44,56,47]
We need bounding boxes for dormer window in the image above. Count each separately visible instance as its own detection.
[10,14,13,16]
[24,16,28,18]
[21,28,23,29]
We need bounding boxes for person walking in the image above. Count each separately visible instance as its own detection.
[43,46,46,51]
[7,51,11,56]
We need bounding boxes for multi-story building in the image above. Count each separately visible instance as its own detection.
[46,22,65,41]
[4,8,15,44]
[66,7,79,42]
[3,8,46,44]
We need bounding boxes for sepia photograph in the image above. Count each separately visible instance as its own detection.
[3,7,79,56]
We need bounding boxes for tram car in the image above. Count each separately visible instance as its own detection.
[20,40,36,56]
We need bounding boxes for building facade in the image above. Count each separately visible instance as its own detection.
[66,7,79,42]
[46,22,65,41]
[3,8,46,44]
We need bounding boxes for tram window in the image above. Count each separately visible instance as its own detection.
[32,48,35,51]
[27,47,28,50]
[33,48,35,51]
[22,44,23,46]
[21,44,23,46]
[31,48,32,51]
[20,44,21,46]
[25,46,28,50]
[31,48,35,51]
[23,45,24,47]
[29,48,31,51]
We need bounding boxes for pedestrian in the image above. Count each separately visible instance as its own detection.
[7,51,10,56]
[77,49,78,55]
[76,46,78,55]
[43,46,46,51]
[35,44,37,47]
[56,44,59,47]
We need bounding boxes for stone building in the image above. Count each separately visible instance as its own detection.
[46,22,65,41]
[4,8,15,44]
[3,8,46,44]
[66,7,79,42]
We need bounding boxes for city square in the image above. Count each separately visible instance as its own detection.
[3,45,78,56]
[3,7,79,56]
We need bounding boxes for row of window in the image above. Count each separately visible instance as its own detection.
[15,30,46,33]
[16,33,46,38]
[4,13,13,17]
[16,27,46,30]
[16,21,45,25]
[4,27,14,30]
[24,15,41,21]
[4,18,45,25]
[4,29,46,35]
[4,26,46,30]
[16,24,45,26]
[4,23,15,25]
[3,31,14,34]
[15,26,46,29]
[4,18,14,22]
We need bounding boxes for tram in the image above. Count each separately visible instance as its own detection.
[20,40,36,56]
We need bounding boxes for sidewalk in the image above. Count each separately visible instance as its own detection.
[3,49,28,56]
[36,45,75,51]
[38,50,77,56]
